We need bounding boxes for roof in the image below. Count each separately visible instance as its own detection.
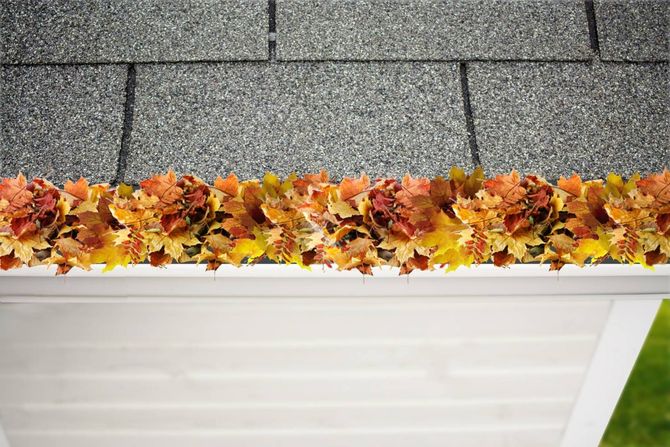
[1,0,668,184]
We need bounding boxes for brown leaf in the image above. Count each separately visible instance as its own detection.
[493,250,515,267]
[0,254,22,270]
[645,248,667,266]
[149,249,172,267]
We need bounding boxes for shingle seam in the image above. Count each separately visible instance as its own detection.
[268,0,277,62]
[112,64,136,186]
[585,0,601,57]
[459,62,480,167]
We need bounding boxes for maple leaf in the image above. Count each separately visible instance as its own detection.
[140,170,183,207]
[557,174,582,198]
[116,183,134,199]
[229,237,266,264]
[483,171,526,206]
[463,166,485,198]
[637,169,670,205]
[0,169,666,274]
[328,200,359,218]
[0,254,22,271]
[0,174,33,214]
[493,250,515,267]
[339,175,370,202]
[550,234,577,255]
[214,173,240,197]
[64,177,89,203]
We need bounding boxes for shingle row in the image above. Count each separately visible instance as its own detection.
[2,0,667,63]
[1,0,268,63]
[2,62,667,183]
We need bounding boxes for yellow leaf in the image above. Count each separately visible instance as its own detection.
[117,183,134,199]
[262,172,281,197]
[572,237,610,265]
[328,200,358,218]
[230,238,265,263]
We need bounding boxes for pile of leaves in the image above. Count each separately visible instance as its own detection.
[0,168,668,275]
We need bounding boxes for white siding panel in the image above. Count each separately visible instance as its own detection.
[0,300,609,344]
[5,428,564,447]
[0,298,610,447]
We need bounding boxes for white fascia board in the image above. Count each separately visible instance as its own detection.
[0,264,668,301]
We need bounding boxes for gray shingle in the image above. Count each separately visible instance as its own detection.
[595,0,669,61]
[2,0,267,64]
[468,62,669,179]
[1,65,127,184]
[277,0,592,61]
[125,62,470,182]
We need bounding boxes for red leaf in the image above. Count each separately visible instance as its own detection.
[10,216,37,238]
[503,213,530,234]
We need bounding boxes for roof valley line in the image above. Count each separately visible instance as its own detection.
[1,0,667,185]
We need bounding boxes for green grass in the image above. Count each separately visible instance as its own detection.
[600,299,670,447]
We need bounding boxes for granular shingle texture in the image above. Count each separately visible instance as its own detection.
[1,65,127,184]
[125,63,471,182]
[596,0,669,61]
[277,0,591,61]
[1,0,268,64]
[468,62,669,179]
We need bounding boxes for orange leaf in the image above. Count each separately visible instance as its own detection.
[64,177,89,202]
[214,173,239,197]
[557,174,582,197]
[140,170,183,207]
[483,171,526,206]
[0,174,33,214]
[637,169,670,205]
[339,175,370,202]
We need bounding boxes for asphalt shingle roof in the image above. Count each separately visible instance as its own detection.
[126,62,470,182]
[1,0,668,185]
[1,0,268,63]
[596,0,669,61]
[469,61,669,179]
[277,0,592,61]
[1,65,127,183]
